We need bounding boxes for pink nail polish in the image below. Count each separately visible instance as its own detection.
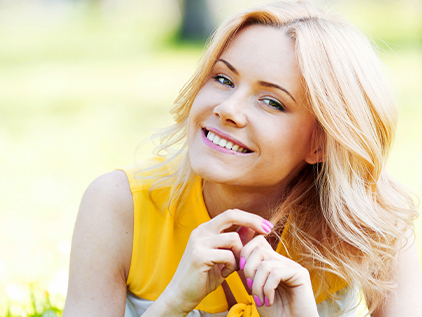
[261,222,271,233]
[239,257,246,270]
[246,278,253,289]
[254,295,262,307]
[265,296,269,307]
[263,219,274,229]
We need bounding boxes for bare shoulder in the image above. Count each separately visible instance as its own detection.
[64,170,134,316]
[81,170,133,222]
[76,170,133,261]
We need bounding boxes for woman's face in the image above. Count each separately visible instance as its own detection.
[187,25,319,193]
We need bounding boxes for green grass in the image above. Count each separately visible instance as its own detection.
[0,1,421,315]
[2,284,62,317]
[0,3,202,315]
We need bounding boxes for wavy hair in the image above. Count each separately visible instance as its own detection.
[143,1,419,314]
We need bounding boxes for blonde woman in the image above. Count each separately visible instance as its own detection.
[64,1,422,316]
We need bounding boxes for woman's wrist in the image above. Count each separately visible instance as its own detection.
[142,288,191,317]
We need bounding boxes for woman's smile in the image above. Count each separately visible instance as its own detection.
[187,24,320,191]
[202,127,253,154]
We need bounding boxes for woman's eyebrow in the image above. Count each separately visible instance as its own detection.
[258,81,296,103]
[216,59,239,75]
[216,58,296,103]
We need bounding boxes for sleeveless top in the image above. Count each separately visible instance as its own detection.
[118,158,355,316]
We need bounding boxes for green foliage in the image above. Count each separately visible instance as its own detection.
[2,285,62,317]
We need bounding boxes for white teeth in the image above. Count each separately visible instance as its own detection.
[206,130,248,153]
[225,141,233,150]
[207,132,215,141]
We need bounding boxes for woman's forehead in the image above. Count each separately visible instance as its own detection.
[217,25,304,100]
[221,25,297,70]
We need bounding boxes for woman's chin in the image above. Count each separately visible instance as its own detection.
[191,162,238,185]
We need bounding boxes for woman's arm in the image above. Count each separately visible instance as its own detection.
[373,234,422,317]
[63,171,133,316]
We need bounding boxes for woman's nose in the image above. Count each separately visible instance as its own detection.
[213,92,248,127]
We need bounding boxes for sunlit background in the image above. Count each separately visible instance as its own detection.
[0,0,421,315]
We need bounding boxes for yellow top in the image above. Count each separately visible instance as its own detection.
[118,158,347,315]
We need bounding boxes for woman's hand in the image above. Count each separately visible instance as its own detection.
[158,209,272,315]
[240,235,319,317]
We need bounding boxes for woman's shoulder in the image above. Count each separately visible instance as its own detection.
[78,170,134,252]
[86,170,133,213]
[76,170,134,263]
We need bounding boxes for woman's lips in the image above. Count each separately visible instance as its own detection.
[202,128,253,153]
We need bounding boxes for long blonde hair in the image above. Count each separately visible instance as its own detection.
[145,1,418,314]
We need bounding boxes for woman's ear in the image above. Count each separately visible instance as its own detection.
[306,126,325,165]
[305,147,324,165]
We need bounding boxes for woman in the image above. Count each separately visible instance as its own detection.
[64,1,422,316]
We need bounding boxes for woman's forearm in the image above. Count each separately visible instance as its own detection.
[141,289,190,317]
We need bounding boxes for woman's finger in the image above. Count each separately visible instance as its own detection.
[251,260,272,307]
[205,209,273,235]
[240,235,272,272]
[240,235,271,260]
[263,265,283,306]
[207,232,244,259]
[261,261,312,306]
[205,249,237,277]
[243,244,272,290]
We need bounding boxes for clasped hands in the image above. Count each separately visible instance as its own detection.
[162,209,319,317]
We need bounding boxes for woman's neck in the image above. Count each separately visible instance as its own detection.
[202,180,283,219]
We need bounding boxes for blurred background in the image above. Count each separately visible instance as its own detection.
[0,0,421,315]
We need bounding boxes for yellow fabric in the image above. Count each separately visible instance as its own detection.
[118,158,348,316]
[226,273,259,317]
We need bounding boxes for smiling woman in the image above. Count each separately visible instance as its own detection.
[188,26,318,201]
[63,1,422,317]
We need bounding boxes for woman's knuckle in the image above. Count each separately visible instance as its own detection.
[298,266,311,279]
[257,243,266,251]
[224,209,237,220]
[191,247,204,262]
[229,232,240,243]
[253,245,267,256]
[272,269,283,282]
[244,266,254,279]
[263,282,273,294]
[255,235,267,244]
[190,237,205,251]
[258,261,271,273]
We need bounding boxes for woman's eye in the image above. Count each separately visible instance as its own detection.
[213,75,234,88]
[262,98,285,111]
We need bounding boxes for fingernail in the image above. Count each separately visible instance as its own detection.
[265,296,269,307]
[246,278,253,289]
[239,257,246,270]
[263,219,274,229]
[261,222,272,233]
[254,295,262,307]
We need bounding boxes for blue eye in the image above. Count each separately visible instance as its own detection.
[213,74,234,88]
[262,98,285,111]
